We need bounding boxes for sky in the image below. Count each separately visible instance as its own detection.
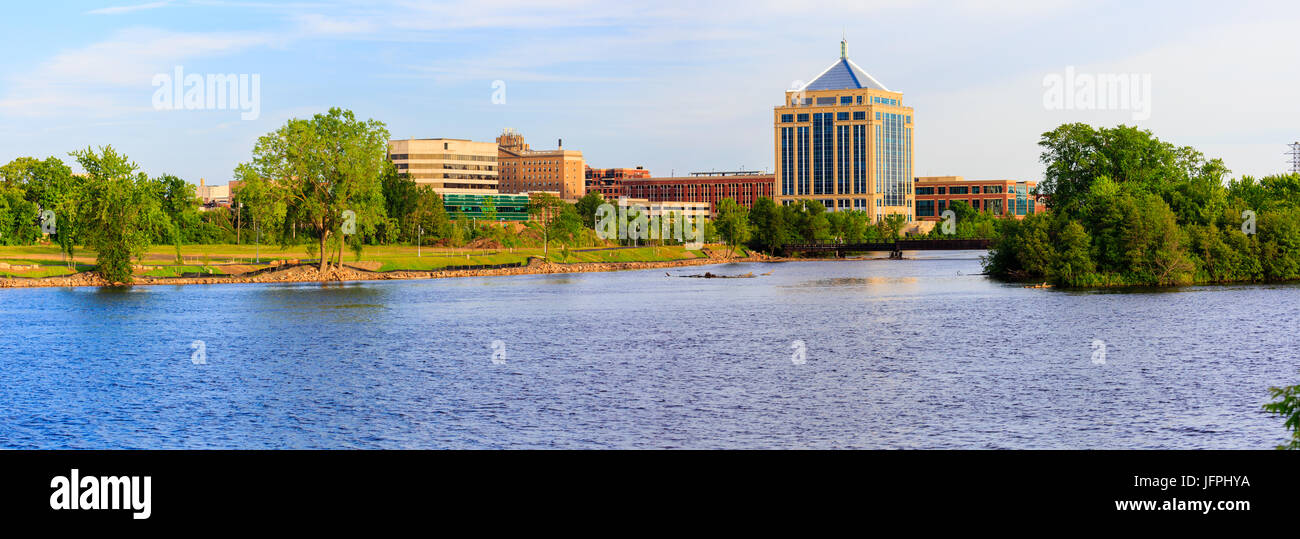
[1,0,1298,187]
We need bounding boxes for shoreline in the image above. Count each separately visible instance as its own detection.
[0,253,783,289]
[0,251,973,289]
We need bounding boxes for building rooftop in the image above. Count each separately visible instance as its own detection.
[800,40,889,92]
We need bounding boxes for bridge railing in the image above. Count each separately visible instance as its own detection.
[781,238,992,253]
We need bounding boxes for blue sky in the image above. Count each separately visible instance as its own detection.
[1,0,1298,186]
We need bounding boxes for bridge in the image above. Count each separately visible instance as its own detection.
[780,238,992,258]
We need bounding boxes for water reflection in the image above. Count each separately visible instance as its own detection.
[0,255,1296,449]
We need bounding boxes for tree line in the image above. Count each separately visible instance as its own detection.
[0,108,709,283]
[985,123,1300,286]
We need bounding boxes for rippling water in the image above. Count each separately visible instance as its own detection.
[1,252,1297,449]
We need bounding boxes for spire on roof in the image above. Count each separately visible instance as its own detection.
[799,43,891,92]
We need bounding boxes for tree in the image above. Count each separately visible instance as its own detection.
[528,192,568,259]
[879,213,907,241]
[482,195,498,222]
[232,164,288,250]
[747,197,788,253]
[72,146,170,284]
[1264,380,1300,450]
[1,156,81,264]
[151,174,200,261]
[1050,221,1095,286]
[0,184,39,246]
[243,108,390,271]
[575,191,605,229]
[412,187,451,242]
[714,197,750,256]
[1037,123,1227,221]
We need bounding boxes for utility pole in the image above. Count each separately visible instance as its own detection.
[254,215,260,264]
[417,226,422,258]
[236,202,242,244]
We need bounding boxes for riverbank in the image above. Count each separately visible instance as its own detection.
[0,251,780,289]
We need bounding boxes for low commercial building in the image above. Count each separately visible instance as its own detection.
[388,138,499,195]
[613,197,711,220]
[496,129,586,201]
[442,193,530,222]
[585,166,650,199]
[620,171,775,216]
[913,176,1045,220]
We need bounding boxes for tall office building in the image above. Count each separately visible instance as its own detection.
[387,138,499,195]
[773,40,915,222]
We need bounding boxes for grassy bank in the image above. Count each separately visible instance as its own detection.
[0,244,712,279]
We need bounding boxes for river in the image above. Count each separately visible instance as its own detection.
[1,252,1296,449]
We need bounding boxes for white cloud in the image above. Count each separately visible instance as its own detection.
[0,28,279,117]
[87,1,176,15]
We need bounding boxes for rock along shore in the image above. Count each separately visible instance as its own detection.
[0,253,779,289]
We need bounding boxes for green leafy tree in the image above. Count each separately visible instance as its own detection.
[714,197,750,256]
[879,213,907,241]
[746,197,784,253]
[575,191,605,229]
[1264,381,1300,450]
[528,193,562,257]
[413,187,452,242]
[0,185,40,246]
[232,164,288,252]
[1037,123,1227,221]
[72,146,169,284]
[1,156,81,263]
[482,195,498,222]
[149,174,200,261]
[1050,221,1096,286]
[243,108,390,271]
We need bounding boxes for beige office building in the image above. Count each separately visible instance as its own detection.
[388,138,499,195]
[773,40,915,222]
[496,129,586,201]
[195,178,231,206]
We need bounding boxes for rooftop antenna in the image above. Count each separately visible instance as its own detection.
[1289,142,1300,174]
[841,28,847,59]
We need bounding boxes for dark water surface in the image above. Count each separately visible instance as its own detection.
[2,252,1297,449]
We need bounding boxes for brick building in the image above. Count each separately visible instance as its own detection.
[496,129,586,201]
[913,176,1046,220]
[619,171,775,216]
